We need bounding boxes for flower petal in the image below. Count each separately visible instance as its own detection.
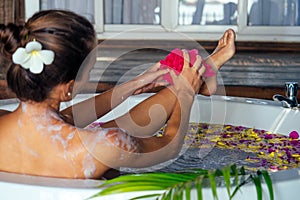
[25,41,42,53]
[29,55,44,74]
[12,48,30,68]
[20,55,34,71]
[39,50,55,65]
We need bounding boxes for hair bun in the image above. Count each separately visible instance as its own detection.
[0,23,24,59]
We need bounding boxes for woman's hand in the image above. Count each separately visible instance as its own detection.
[132,62,170,95]
[170,49,205,96]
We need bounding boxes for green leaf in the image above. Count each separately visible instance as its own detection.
[89,164,273,200]
[100,173,194,186]
[230,165,239,185]
[164,188,172,200]
[208,170,218,200]
[98,183,166,196]
[185,182,192,200]
[176,185,184,200]
[261,171,274,200]
[169,187,178,200]
[130,193,162,200]
[188,168,209,175]
[230,175,252,199]
[222,166,231,198]
[240,167,246,175]
[252,175,263,200]
[195,176,204,200]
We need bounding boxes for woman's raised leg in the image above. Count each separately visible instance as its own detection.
[102,29,236,134]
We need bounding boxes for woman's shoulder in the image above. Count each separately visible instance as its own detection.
[0,110,19,131]
[78,126,140,153]
[0,110,11,117]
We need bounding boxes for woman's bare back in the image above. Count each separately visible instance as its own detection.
[0,102,114,179]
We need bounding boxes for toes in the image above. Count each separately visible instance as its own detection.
[227,29,236,41]
[218,29,232,46]
[218,37,226,47]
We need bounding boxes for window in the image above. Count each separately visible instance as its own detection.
[104,0,161,25]
[25,0,300,42]
[40,0,95,23]
[248,0,299,26]
[178,0,238,25]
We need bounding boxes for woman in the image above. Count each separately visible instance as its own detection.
[0,10,235,179]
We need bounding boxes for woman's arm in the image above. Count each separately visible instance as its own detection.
[60,63,169,128]
[84,50,205,169]
[102,52,204,137]
[128,90,195,167]
[83,89,196,170]
[100,86,177,137]
[126,53,204,167]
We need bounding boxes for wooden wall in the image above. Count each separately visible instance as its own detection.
[0,0,25,25]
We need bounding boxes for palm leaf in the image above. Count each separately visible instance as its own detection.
[230,177,249,199]
[222,166,231,198]
[90,165,274,200]
[130,193,162,200]
[230,164,239,185]
[100,173,195,186]
[208,170,218,200]
[98,184,166,196]
[163,188,172,200]
[195,175,204,200]
[261,171,274,200]
[185,182,192,200]
[252,174,263,200]
[176,184,184,200]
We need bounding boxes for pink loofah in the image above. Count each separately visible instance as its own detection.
[160,48,215,84]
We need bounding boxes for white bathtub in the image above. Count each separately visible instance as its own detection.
[1,94,300,200]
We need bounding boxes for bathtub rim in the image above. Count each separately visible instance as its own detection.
[0,93,283,112]
[0,166,300,199]
[0,166,299,188]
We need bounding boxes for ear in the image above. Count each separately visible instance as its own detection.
[60,80,75,101]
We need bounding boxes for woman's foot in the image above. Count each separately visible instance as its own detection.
[199,29,236,96]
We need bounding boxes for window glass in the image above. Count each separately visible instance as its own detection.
[40,0,95,23]
[179,0,238,25]
[248,0,299,26]
[104,0,161,24]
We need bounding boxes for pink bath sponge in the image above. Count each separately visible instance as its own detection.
[160,48,215,84]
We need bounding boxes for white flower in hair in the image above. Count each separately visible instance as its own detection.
[12,40,55,74]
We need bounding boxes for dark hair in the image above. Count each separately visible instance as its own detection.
[0,10,96,102]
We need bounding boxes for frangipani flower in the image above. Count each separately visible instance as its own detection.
[12,40,55,74]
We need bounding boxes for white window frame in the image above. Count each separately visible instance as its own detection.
[25,0,300,42]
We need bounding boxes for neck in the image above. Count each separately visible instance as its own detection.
[19,99,61,115]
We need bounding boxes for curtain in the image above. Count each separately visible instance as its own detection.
[41,0,95,23]
[298,0,300,25]
[283,0,299,25]
[248,0,299,26]
[41,0,159,25]
[104,0,160,24]
[192,0,205,24]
